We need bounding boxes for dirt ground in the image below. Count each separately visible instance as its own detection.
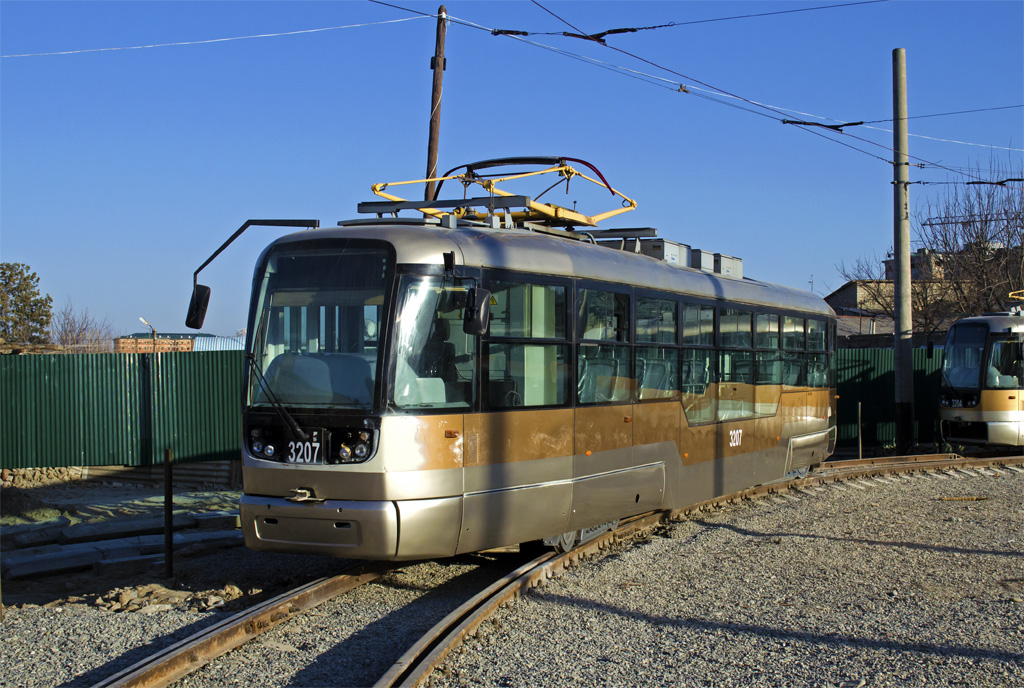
[1,478,349,614]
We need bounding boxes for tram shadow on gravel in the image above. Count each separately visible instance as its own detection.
[61,615,226,688]
[533,592,1024,665]
[284,552,525,688]
[690,519,1024,558]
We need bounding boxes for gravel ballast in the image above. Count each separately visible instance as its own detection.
[437,467,1023,688]
[2,466,1021,687]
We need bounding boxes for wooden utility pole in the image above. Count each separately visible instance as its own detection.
[424,6,447,202]
[893,48,915,453]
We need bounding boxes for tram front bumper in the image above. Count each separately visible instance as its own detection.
[239,494,462,560]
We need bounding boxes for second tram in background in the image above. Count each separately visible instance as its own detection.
[940,312,1024,447]
[186,157,838,560]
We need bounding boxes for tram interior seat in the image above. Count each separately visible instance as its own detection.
[578,357,620,404]
[420,317,457,383]
[638,360,670,399]
[986,366,1019,389]
[262,352,374,406]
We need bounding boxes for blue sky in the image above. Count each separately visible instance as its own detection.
[2,0,1021,337]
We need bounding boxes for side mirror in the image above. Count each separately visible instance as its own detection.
[463,287,491,336]
[185,284,211,329]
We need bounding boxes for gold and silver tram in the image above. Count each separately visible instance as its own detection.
[186,159,838,560]
[940,313,1024,446]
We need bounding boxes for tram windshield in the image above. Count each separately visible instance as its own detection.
[248,243,391,410]
[942,323,1024,391]
[389,275,477,409]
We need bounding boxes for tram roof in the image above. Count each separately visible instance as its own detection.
[267,220,832,318]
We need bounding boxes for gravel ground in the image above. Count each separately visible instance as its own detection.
[2,466,1021,688]
[435,467,1024,688]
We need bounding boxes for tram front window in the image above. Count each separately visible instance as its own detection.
[390,276,477,409]
[249,244,391,410]
[941,323,987,391]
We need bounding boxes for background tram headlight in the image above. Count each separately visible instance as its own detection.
[252,440,264,455]
[264,444,276,458]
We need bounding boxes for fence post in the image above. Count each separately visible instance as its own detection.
[164,448,173,579]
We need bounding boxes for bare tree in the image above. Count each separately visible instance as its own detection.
[915,157,1024,315]
[836,252,954,340]
[836,158,1023,335]
[50,299,116,353]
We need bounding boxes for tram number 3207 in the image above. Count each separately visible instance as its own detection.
[729,429,743,448]
[286,438,321,464]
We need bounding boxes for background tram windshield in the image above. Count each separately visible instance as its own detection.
[249,245,390,410]
[942,322,1024,392]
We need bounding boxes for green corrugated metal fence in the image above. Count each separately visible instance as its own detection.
[1,352,243,469]
[835,348,944,448]
[2,347,944,469]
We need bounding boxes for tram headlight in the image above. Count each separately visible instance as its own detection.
[252,441,264,455]
[338,444,352,461]
[354,443,368,459]
[264,444,276,458]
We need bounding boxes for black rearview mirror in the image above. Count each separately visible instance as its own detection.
[463,287,491,336]
[185,284,212,330]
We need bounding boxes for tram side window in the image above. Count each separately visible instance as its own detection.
[637,295,677,344]
[782,316,806,387]
[986,339,1023,389]
[392,277,477,409]
[681,348,715,424]
[718,308,754,421]
[487,281,569,408]
[754,313,782,418]
[680,302,716,424]
[804,318,829,388]
[636,295,679,401]
[577,288,631,404]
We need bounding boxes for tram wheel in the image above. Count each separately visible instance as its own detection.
[553,530,577,553]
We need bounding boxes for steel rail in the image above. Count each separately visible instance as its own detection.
[377,453,1024,688]
[90,561,390,688]
[374,511,669,688]
[91,453,1024,688]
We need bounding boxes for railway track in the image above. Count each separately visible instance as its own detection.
[89,452,1024,688]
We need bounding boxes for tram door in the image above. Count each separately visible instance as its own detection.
[571,288,637,529]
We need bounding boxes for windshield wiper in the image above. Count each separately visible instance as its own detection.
[245,354,308,441]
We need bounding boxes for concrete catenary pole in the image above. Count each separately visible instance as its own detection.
[424,6,447,203]
[893,48,915,453]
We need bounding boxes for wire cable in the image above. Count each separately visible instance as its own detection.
[1,16,429,58]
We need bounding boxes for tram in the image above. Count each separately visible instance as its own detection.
[940,312,1024,446]
[186,157,837,560]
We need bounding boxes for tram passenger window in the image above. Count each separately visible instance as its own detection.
[805,353,828,388]
[682,304,714,346]
[391,276,476,409]
[578,345,631,404]
[807,319,827,351]
[783,316,805,351]
[489,282,566,339]
[577,289,629,342]
[636,347,680,400]
[637,296,677,344]
[489,343,569,407]
[755,313,780,349]
[781,351,804,387]
[720,309,752,348]
[718,350,754,420]
[681,348,715,425]
[756,350,782,384]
